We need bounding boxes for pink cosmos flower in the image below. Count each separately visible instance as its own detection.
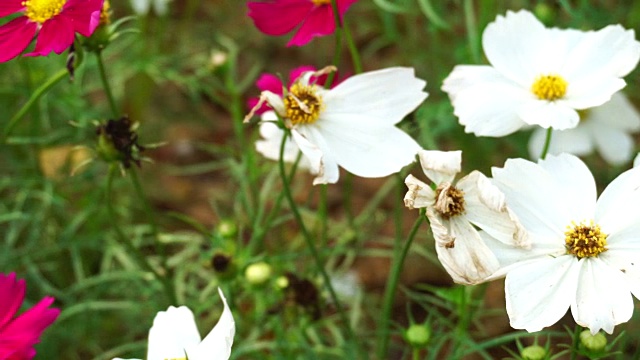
[0,0,104,63]
[247,0,358,47]
[0,273,60,359]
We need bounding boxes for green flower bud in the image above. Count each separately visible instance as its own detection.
[245,262,272,285]
[216,219,237,239]
[520,344,547,360]
[405,323,431,349]
[580,330,607,353]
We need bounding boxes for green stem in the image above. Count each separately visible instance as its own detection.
[4,69,68,137]
[463,0,481,63]
[569,325,581,360]
[342,19,363,74]
[325,0,344,88]
[540,127,553,160]
[96,51,119,118]
[277,131,362,358]
[106,165,176,304]
[412,349,420,360]
[377,212,425,359]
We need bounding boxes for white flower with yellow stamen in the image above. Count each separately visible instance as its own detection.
[113,288,234,360]
[442,9,640,137]
[247,67,427,184]
[484,153,640,334]
[528,92,640,165]
[404,150,529,285]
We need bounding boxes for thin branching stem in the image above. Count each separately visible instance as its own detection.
[540,127,553,160]
[96,51,119,118]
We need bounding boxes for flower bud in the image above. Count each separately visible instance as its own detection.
[216,219,237,239]
[580,330,607,353]
[245,262,272,285]
[405,323,431,349]
[520,344,547,360]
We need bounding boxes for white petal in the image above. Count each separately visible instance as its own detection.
[592,125,635,165]
[482,10,548,86]
[428,212,500,285]
[262,91,286,116]
[518,99,579,130]
[589,92,640,131]
[152,0,171,15]
[404,174,435,209]
[444,70,529,137]
[596,166,640,235]
[527,126,593,161]
[571,258,633,334]
[491,155,595,242]
[505,255,580,332]
[324,67,427,125]
[147,306,201,360]
[256,122,310,169]
[635,153,640,168]
[458,171,529,248]
[441,65,503,102]
[601,248,640,301]
[130,0,151,14]
[416,150,461,185]
[308,117,421,179]
[291,128,338,184]
[563,76,626,110]
[562,25,640,81]
[187,288,235,360]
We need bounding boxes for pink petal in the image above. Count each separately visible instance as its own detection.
[0,296,60,357]
[0,17,37,63]
[256,73,284,93]
[248,0,312,36]
[0,273,25,329]
[337,0,358,17]
[24,16,75,57]
[61,0,103,36]
[288,4,335,46]
[288,65,316,86]
[0,0,24,17]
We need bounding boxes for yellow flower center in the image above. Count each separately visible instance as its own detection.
[100,0,111,25]
[434,183,465,219]
[531,74,568,101]
[312,0,331,5]
[22,0,66,24]
[565,220,607,259]
[284,83,323,125]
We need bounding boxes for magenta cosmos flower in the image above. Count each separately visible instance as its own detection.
[0,0,104,63]
[247,0,358,46]
[0,273,60,359]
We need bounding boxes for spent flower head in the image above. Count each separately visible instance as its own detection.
[442,9,640,137]
[404,150,529,284]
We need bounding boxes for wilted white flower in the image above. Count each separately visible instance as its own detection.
[529,92,640,165]
[130,0,171,15]
[486,153,640,334]
[404,150,529,284]
[247,67,426,184]
[442,10,640,137]
[114,288,235,360]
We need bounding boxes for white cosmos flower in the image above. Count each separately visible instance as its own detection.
[403,150,529,284]
[255,120,311,171]
[247,67,427,184]
[113,288,235,360]
[486,153,640,334]
[529,92,640,165]
[130,0,171,15]
[442,9,640,137]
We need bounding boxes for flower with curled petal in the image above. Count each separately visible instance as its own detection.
[404,150,529,285]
